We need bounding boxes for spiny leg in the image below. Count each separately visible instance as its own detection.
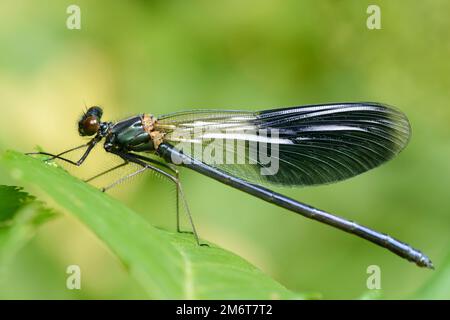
[163,163,181,233]
[175,168,181,232]
[128,152,178,173]
[114,151,205,246]
[129,153,192,235]
[168,169,206,246]
[84,161,129,183]
[174,176,207,245]
[170,166,194,235]
[101,152,183,226]
[100,166,148,192]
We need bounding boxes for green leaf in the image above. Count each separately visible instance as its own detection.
[0,185,35,222]
[0,150,301,299]
[0,186,57,280]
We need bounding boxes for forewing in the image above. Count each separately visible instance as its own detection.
[155,103,411,187]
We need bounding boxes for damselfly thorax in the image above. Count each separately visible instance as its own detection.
[102,114,163,152]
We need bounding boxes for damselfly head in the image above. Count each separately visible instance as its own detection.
[78,106,103,136]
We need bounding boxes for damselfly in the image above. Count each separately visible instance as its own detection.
[27,103,433,269]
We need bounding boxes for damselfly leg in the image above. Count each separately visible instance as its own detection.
[111,151,204,246]
[26,136,101,166]
[119,153,190,234]
[28,143,202,244]
[84,161,129,183]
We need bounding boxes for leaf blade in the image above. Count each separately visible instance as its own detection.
[0,150,300,299]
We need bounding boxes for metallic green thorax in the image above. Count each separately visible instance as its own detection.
[104,115,154,152]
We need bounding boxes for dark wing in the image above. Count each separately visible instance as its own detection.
[155,103,411,187]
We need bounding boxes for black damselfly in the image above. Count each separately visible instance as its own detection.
[27,103,433,269]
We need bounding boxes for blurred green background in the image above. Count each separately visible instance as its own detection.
[0,0,449,299]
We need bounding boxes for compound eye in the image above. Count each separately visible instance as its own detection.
[79,115,100,136]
